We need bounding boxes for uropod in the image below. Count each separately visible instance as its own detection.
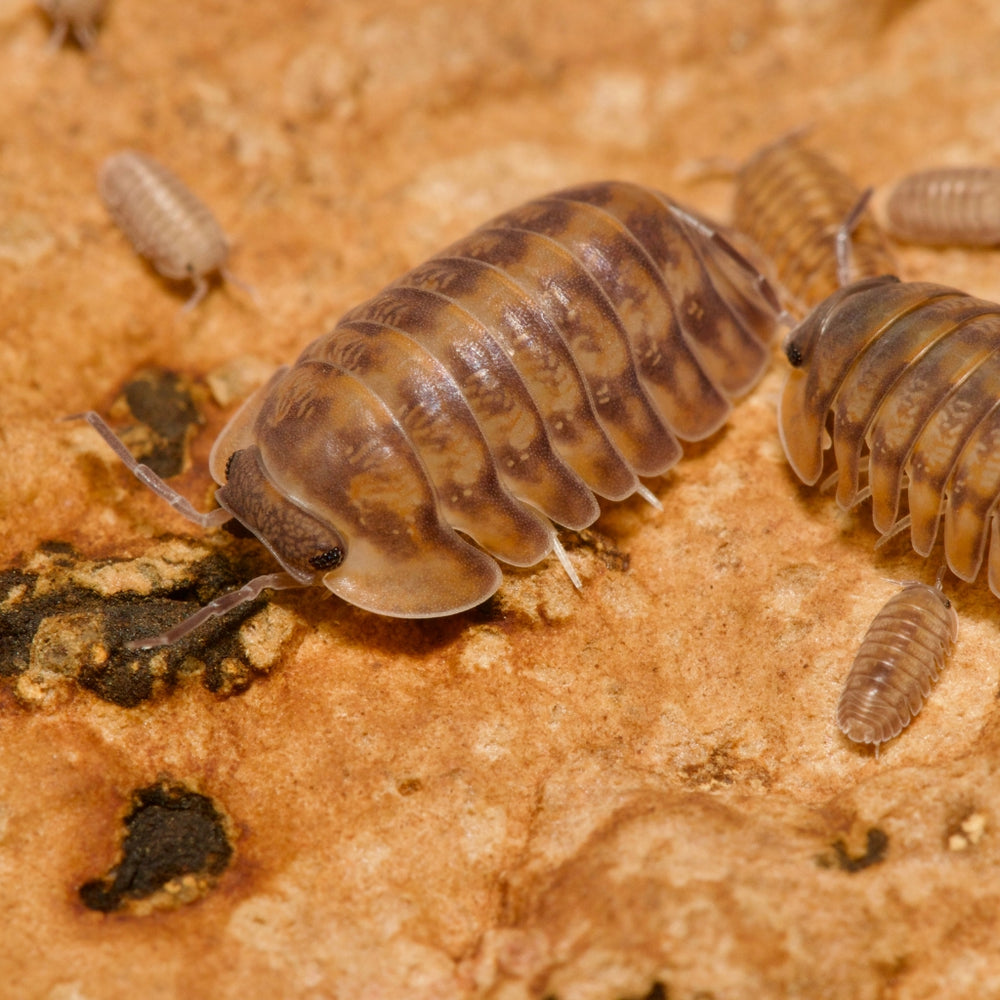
[78,180,783,647]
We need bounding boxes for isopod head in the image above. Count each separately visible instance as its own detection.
[209,363,503,618]
[778,274,903,484]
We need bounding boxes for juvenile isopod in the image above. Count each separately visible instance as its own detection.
[732,133,897,316]
[99,150,249,311]
[836,579,958,753]
[76,180,783,647]
[779,273,1000,597]
[885,167,1000,246]
[38,0,106,50]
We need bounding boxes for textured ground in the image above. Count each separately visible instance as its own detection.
[3,0,1000,998]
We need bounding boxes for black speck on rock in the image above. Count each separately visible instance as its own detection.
[79,782,233,913]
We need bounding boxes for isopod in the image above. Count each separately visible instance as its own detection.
[779,273,1000,597]
[38,0,106,50]
[885,167,1000,246]
[836,579,958,753]
[732,133,897,316]
[99,150,247,311]
[76,179,782,647]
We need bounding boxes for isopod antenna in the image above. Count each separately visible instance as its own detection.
[65,410,306,648]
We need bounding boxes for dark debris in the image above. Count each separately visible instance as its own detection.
[0,541,293,707]
[79,782,233,913]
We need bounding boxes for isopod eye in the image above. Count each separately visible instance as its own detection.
[785,341,804,367]
[216,447,347,584]
[309,548,343,571]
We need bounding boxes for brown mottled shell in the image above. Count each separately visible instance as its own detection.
[836,581,958,750]
[98,151,230,307]
[38,0,106,49]
[202,180,780,620]
[732,134,896,316]
[885,167,1000,246]
[780,274,1000,595]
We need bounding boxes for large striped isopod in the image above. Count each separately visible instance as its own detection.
[78,179,782,647]
[38,0,106,49]
[885,167,1000,246]
[732,133,897,316]
[99,151,242,311]
[779,273,1000,597]
[836,580,957,752]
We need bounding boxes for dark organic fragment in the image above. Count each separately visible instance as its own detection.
[79,782,233,913]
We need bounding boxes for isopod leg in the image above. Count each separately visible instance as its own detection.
[75,24,98,49]
[667,203,792,327]
[550,534,582,591]
[181,276,210,312]
[127,571,304,649]
[45,21,69,51]
[835,188,875,287]
[873,515,912,551]
[634,483,663,512]
[66,410,233,530]
[222,267,261,306]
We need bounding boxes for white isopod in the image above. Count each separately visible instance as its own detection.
[836,579,958,755]
[98,150,251,311]
[885,167,1000,246]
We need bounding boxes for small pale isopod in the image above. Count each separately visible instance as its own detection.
[99,150,247,311]
[885,167,1000,246]
[732,133,897,316]
[780,273,1000,596]
[836,580,957,752]
[38,0,106,49]
[76,180,782,647]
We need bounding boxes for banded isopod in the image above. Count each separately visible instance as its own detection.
[836,580,957,753]
[779,273,1000,597]
[99,150,245,311]
[885,167,1000,246]
[732,133,897,316]
[78,180,782,647]
[38,0,106,50]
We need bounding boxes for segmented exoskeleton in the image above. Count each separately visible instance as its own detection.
[99,150,245,311]
[780,274,1000,597]
[885,166,1000,246]
[79,180,782,646]
[733,133,897,316]
[836,579,957,753]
